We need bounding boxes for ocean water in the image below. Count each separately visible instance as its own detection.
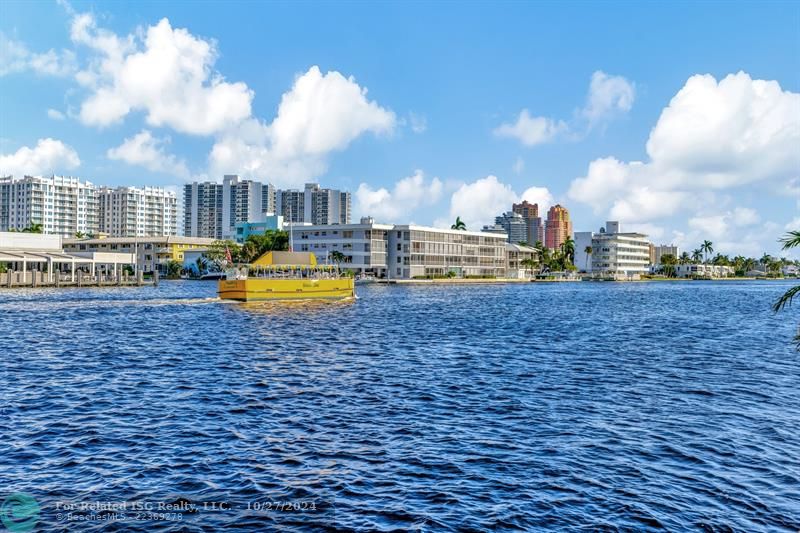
[1,280,799,532]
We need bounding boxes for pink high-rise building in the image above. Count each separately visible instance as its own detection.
[545,204,572,250]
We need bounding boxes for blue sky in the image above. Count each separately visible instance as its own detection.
[1,1,798,256]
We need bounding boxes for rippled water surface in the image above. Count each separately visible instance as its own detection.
[2,280,799,531]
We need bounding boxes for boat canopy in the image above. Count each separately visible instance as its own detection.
[251,251,317,267]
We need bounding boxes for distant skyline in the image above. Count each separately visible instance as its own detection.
[0,0,798,257]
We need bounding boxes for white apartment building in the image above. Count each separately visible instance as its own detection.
[277,183,351,226]
[0,175,99,237]
[294,217,393,277]
[221,174,277,239]
[674,264,734,278]
[575,221,651,280]
[388,225,507,279]
[98,186,177,237]
[183,181,224,239]
[184,175,278,239]
[505,242,539,278]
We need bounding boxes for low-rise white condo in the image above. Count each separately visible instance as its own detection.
[674,264,734,278]
[388,225,507,279]
[288,219,509,279]
[294,217,392,277]
[574,221,651,280]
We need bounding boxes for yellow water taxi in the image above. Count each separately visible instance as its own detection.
[217,251,355,302]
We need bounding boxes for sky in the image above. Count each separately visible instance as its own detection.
[0,0,798,257]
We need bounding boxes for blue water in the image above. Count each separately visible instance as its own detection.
[1,280,799,531]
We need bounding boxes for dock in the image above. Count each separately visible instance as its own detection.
[1,270,158,288]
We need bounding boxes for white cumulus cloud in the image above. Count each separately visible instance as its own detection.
[47,109,66,120]
[520,185,554,214]
[0,138,80,176]
[356,170,443,222]
[107,130,189,178]
[581,70,635,125]
[0,32,76,77]
[72,15,253,135]
[568,72,800,223]
[209,66,396,186]
[493,109,567,146]
[445,175,520,230]
[494,70,635,146]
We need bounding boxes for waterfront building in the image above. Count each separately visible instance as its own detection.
[277,183,351,225]
[388,225,507,279]
[294,217,392,277]
[652,244,680,265]
[782,264,799,277]
[505,242,539,278]
[512,200,544,245]
[674,264,734,278]
[0,231,135,284]
[0,175,99,237]
[64,235,215,274]
[97,186,177,237]
[544,204,572,250]
[582,221,651,280]
[492,211,528,244]
[234,215,285,243]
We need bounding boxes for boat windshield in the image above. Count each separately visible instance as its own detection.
[224,264,347,280]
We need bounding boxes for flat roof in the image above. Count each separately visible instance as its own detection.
[64,236,216,245]
[505,243,539,252]
[393,224,508,239]
[593,232,648,238]
[295,222,395,231]
[0,250,96,263]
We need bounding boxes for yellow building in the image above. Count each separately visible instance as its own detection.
[64,235,216,274]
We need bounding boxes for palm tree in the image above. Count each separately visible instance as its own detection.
[520,258,536,277]
[584,245,593,272]
[774,230,800,349]
[760,253,772,269]
[701,240,713,264]
[165,259,183,279]
[679,252,691,264]
[560,237,575,265]
[329,250,347,265]
[691,249,703,263]
[21,223,43,233]
[450,216,466,231]
[660,253,678,278]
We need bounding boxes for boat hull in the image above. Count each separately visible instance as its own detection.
[218,278,355,301]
